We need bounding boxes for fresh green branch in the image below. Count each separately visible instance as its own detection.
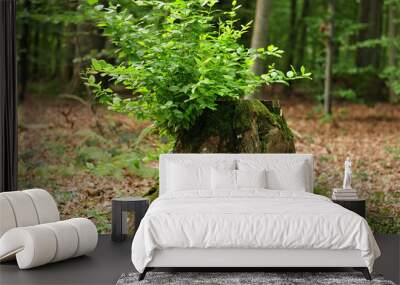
[85,0,311,135]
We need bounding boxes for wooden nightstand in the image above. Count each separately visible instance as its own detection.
[111,197,149,242]
[332,199,366,218]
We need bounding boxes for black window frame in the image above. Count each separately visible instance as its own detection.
[0,0,18,192]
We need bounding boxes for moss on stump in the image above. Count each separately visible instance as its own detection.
[144,100,295,201]
[174,100,295,153]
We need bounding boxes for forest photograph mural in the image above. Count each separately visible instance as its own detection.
[15,0,399,235]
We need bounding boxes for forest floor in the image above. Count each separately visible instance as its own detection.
[18,96,400,234]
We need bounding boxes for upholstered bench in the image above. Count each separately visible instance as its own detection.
[0,189,98,269]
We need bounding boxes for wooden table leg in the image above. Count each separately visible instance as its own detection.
[112,200,123,241]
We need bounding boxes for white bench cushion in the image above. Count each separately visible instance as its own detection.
[0,196,17,237]
[0,189,59,236]
[0,218,97,269]
[0,189,97,269]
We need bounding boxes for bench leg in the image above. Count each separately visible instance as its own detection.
[138,268,148,281]
[354,267,371,280]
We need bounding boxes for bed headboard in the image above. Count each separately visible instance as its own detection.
[159,154,314,195]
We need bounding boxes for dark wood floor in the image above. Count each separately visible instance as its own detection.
[0,234,398,285]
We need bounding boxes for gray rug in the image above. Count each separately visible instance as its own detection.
[116,272,396,285]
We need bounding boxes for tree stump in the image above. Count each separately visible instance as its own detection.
[144,100,295,202]
[174,99,295,153]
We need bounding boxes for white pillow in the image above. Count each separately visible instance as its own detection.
[238,159,309,192]
[211,168,236,190]
[236,169,267,189]
[166,159,236,193]
[211,169,268,190]
[266,165,307,191]
[167,162,211,191]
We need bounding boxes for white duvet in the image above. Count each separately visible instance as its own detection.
[131,190,380,273]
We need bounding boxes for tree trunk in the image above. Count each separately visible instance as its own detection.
[323,1,334,115]
[356,0,383,68]
[147,101,295,201]
[250,0,273,76]
[174,100,295,153]
[286,0,297,71]
[297,0,310,66]
[32,22,40,78]
[285,0,298,97]
[18,0,31,102]
[53,24,63,79]
[39,23,49,78]
[388,4,397,103]
[61,24,76,85]
[69,23,101,93]
[70,27,82,93]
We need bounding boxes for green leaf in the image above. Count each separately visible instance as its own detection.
[88,75,95,85]
[94,4,104,11]
[86,0,99,5]
[286,71,294,78]
[91,59,102,70]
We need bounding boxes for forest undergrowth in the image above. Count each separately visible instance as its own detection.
[18,96,400,234]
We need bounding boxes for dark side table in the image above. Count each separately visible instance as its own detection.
[332,199,366,218]
[112,197,149,242]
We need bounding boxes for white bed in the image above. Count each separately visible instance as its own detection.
[131,154,380,280]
